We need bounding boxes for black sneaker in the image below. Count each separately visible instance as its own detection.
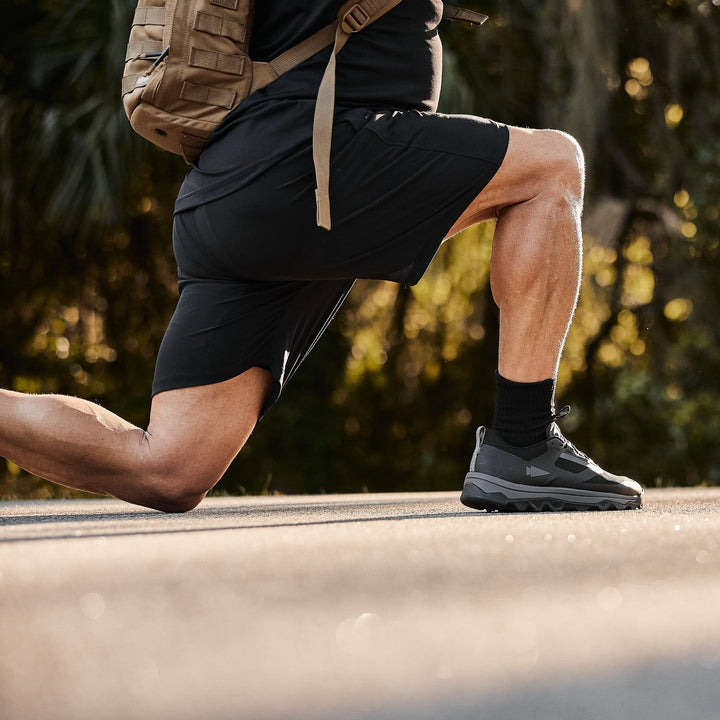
[461,407,644,512]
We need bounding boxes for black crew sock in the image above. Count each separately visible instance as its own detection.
[492,372,556,447]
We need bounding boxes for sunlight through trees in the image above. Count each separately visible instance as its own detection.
[2,0,720,497]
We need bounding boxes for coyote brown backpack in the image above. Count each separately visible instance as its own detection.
[122,0,487,229]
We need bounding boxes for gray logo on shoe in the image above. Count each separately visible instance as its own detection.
[526,465,550,478]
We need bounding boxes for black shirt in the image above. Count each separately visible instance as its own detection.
[174,0,444,213]
[249,0,442,109]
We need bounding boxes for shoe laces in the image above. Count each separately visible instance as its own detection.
[551,405,590,461]
[552,405,571,422]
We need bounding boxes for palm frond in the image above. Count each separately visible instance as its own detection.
[10,0,155,232]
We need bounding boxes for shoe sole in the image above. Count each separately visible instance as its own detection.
[462,472,644,513]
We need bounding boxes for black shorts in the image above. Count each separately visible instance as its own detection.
[153,108,509,414]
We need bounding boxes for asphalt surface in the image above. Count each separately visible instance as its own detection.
[1,488,720,720]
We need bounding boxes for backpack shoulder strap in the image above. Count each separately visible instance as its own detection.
[314,0,406,229]
[251,23,337,93]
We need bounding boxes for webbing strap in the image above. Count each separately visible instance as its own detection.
[441,6,488,25]
[268,22,338,79]
[180,132,207,164]
[122,73,147,95]
[312,23,350,230]
[249,62,279,93]
[181,80,236,109]
[194,11,247,43]
[338,0,402,33]
[210,0,239,9]
[133,6,165,26]
[249,20,339,95]
[125,40,164,62]
[313,0,405,229]
[190,47,246,75]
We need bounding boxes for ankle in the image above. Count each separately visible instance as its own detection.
[492,372,555,446]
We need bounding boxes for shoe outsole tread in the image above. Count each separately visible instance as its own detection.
[461,486,643,513]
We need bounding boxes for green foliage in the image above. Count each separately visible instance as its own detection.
[1,0,185,497]
[2,0,720,498]
[444,0,720,487]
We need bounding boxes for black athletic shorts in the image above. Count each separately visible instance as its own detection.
[153,108,509,415]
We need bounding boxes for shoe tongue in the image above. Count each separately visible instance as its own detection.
[546,422,563,440]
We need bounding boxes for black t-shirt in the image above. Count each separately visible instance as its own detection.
[248,0,442,109]
[174,0,444,213]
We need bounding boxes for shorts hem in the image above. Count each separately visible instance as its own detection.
[366,114,509,168]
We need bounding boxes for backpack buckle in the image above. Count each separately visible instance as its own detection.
[341,4,371,33]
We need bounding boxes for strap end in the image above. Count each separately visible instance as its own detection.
[315,188,332,230]
[442,7,489,26]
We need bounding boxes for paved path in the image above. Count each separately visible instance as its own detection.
[2,489,720,719]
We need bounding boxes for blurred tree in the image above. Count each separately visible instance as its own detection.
[0,0,184,496]
[439,0,720,488]
[1,0,719,499]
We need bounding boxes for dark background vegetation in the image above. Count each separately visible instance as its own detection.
[1,0,719,498]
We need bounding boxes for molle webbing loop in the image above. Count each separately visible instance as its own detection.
[180,81,237,109]
[122,73,144,95]
[210,0,240,9]
[126,41,165,61]
[194,11,247,42]
[133,6,166,26]
[189,47,246,75]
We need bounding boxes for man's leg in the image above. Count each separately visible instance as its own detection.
[447,126,584,381]
[448,126,643,511]
[0,367,274,512]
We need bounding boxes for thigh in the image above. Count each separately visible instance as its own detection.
[190,110,510,286]
[155,214,355,416]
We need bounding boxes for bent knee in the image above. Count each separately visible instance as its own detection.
[538,129,585,199]
[143,461,221,513]
[490,127,586,212]
[151,489,206,514]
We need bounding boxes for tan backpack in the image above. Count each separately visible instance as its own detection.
[122,0,487,229]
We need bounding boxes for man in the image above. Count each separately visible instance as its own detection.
[0,0,642,512]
